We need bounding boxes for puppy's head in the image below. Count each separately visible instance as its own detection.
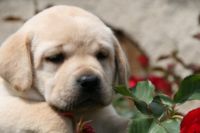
[0,6,128,112]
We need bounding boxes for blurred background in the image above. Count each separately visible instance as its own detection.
[1,0,200,114]
[1,0,200,76]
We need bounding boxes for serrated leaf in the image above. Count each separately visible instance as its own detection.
[132,81,155,104]
[128,117,154,133]
[174,75,200,103]
[115,85,132,97]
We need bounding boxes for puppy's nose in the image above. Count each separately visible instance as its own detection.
[77,75,100,91]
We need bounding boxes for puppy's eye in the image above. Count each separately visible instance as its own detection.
[96,51,108,61]
[45,53,65,64]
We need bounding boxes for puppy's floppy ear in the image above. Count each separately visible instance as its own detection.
[0,32,32,91]
[113,35,129,86]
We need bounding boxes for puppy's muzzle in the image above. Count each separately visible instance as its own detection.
[77,74,101,92]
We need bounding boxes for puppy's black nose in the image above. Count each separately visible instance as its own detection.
[77,75,100,91]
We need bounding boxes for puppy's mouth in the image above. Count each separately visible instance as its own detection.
[54,91,108,113]
[67,94,106,112]
[77,96,103,107]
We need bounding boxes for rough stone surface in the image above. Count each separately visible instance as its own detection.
[1,0,200,77]
[0,0,34,42]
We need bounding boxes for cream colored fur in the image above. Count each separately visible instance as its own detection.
[0,5,128,133]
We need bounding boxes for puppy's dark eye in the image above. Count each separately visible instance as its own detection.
[96,51,108,61]
[45,53,65,64]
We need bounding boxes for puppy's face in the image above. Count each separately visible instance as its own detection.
[0,6,128,112]
[33,20,115,111]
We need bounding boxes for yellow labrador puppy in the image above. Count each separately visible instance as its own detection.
[0,5,128,133]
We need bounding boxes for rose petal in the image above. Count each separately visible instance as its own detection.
[181,107,200,133]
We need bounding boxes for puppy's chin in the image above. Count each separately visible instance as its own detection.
[52,94,112,113]
[68,100,107,112]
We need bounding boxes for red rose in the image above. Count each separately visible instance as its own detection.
[137,55,149,68]
[129,76,143,88]
[82,123,95,133]
[76,119,96,133]
[181,107,200,133]
[148,75,172,96]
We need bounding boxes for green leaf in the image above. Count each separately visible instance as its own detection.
[161,119,180,133]
[149,122,166,133]
[149,96,166,118]
[157,93,174,106]
[128,116,154,133]
[134,99,151,115]
[149,119,180,133]
[115,85,132,97]
[174,74,200,103]
[134,96,166,117]
[132,81,155,104]
[188,92,200,100]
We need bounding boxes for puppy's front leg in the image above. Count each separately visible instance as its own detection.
[0,97,73,133]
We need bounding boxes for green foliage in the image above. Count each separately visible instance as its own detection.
[114,75,200,133]
[148,119,179,133]
[127,112,180,133]
[157,93,174,106]
[149,96,166,118]
[115,81,167,118]
[115,85,132,97]
[128,116,154,133]
[132,81,155,104]
[174,74,200,103]
[115,80,182,133]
